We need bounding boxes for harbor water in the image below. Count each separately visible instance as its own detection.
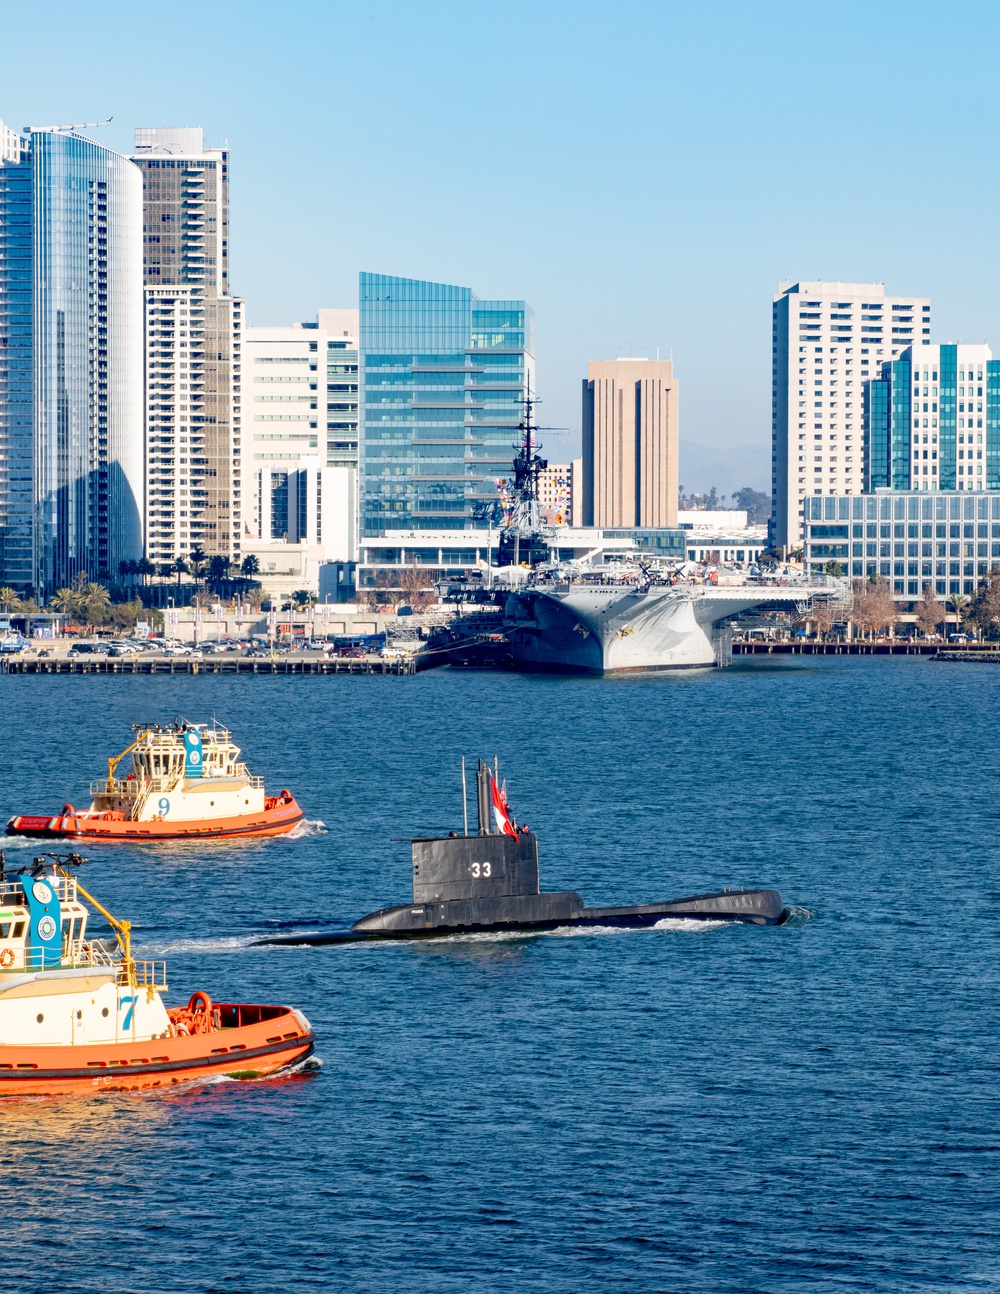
[1,657,999,1292]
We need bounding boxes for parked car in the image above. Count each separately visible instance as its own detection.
[107,644,138,657]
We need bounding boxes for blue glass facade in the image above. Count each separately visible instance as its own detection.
[988,362,1000,489]
[868,378,890,489]
[937,345,957,491]
[359,273,533,537]
[0,139,33,587]
[865,344,1000,497]
[0,127,143,593]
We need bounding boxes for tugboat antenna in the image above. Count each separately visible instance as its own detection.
[461,757,469,837]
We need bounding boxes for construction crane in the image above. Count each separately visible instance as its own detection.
[21,117,113,135]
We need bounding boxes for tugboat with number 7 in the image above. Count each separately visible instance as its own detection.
[0,851,315,1096]
[6,720,303,841]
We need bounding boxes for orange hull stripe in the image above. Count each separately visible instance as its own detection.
[14,802,304,841]
[0,1011,314,1096]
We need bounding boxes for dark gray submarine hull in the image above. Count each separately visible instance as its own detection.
[259,886,787,946]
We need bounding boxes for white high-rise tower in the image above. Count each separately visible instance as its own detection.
[771,281,931,550]
[132,128,243,570]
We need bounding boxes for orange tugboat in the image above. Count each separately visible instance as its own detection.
[6,721,304,841]
[0,852,315,1096]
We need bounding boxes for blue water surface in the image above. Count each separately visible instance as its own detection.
[1,657,999,1293]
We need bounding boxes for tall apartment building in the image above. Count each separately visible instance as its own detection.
[581,358,678,528]
[359,273,533,537]
[867,343,997,493]
[246,309,359,560]
[771,281,931,550]
[131,128,243,569]
[0,122,144,593]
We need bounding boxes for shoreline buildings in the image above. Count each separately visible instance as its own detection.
[771,282,931,551]
[0,120,144,595]
[131,128,243,571]
[803,342,1000,600]
[582,358,678,529]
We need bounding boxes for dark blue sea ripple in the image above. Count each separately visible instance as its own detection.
[1,657,999,1293]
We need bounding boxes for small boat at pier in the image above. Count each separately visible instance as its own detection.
[0,851,314,1096]
[6,721,304,841]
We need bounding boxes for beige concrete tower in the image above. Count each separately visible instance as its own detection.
[582,359,678,528]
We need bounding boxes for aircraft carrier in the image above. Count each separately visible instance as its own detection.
[504,575,845,672]
[447,390,849,674]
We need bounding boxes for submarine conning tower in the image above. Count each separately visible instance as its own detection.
[351,760,584,934]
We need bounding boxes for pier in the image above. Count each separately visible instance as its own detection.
[733,641,998,657]
[0,655,416,676]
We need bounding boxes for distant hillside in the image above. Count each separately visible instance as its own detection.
[679,439,769,498]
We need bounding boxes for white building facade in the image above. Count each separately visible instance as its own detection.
[245,310,360,572]
[132,128,244,569]
[772,281,931,550]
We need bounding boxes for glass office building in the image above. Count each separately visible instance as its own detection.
[804,491,1000,599]
[866,343,999,492]
[0,123,144,593]
[359,273,533,537]
[0,126,33,588]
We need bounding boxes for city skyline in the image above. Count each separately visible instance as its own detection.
[6,0,1000,470]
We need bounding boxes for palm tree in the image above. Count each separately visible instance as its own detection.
[947,593,972,639]
[240,554,260,578]
[81,581,111,630]
[0,586,21,613]
[208,555,231,592]
[137,557,156,587]
[291,589,315,609]
[188,547,207,584]
[49,587,79,615]
[172,558,188,600]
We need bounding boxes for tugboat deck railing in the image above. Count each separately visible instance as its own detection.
[0,875,77,904]
[91,766,264,796]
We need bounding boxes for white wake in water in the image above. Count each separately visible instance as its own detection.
[144,932,264,956]
[286,819,328,839]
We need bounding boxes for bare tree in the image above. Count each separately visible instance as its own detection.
[966,566,1000,639]
[914,584,943,639]
[852,576,897,640]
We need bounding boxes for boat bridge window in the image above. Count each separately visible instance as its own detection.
[12,922,24,938]
[0,923,9,938]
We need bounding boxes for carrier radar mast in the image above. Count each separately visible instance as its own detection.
[496,388,564,568]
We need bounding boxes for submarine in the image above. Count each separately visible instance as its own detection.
[259,761,787,946]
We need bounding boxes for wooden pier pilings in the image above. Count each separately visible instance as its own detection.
[0,655,417,677]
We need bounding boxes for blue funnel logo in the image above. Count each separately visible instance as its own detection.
[183,729,204,779]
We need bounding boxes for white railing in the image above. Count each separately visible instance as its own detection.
[0,875,77,905]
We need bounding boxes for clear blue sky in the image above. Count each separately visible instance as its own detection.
[5,0,1000,474]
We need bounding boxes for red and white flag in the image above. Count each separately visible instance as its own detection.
[490,774,518,837]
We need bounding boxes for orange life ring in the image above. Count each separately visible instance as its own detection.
[188,990,213,1016]
[62,804,75,815]
[0,948,14,968]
